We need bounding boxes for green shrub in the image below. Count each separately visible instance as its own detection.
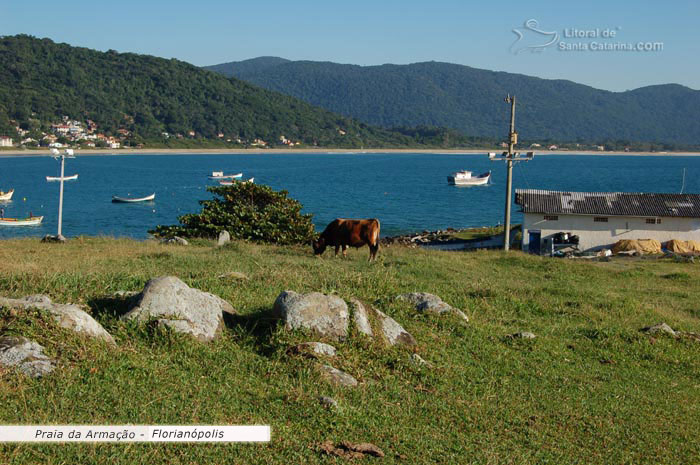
[149,183,315,245]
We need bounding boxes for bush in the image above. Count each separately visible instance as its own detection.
[149,183,315,245]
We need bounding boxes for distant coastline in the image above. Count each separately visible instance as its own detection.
[1,147,700,157]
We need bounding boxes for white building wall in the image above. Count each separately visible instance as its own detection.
[522,213,700,252]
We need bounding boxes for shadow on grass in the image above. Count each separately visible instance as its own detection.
[224,307,281,357]
[88,295,137,320]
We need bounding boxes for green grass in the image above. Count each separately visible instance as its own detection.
[1,237,699,464]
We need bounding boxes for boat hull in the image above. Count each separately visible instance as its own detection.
[447,171,491,186]
[0,216,43,226]
[0,189,14,201]
[112,193,155,203]
[208,172,243,180]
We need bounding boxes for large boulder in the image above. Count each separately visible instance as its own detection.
[0,295,115,345]
[273,291,349,341]
[373,308,416,347]
[349,299,373,337]
[397,292,468,322]
[0,336,55,378]
[122,276,235,342]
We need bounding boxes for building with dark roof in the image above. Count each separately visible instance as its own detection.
[515,189,700,253]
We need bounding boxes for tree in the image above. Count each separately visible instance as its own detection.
[149,183,316,245]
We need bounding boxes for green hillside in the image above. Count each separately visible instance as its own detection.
[0,35,431,148]
[207,58,700,146]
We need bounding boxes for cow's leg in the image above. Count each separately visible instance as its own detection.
[342,245,348,258]
[369,243,379,262]
[334,245,340,257]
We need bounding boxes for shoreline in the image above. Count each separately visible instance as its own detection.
[1,147,700,157]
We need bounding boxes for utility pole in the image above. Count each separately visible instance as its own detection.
[49,148,76,240]
[488,95,534,251]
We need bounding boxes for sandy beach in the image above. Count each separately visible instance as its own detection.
[1,147,699,157]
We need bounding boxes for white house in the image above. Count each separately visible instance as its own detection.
[516,189,700,254]
[0,136,13,147]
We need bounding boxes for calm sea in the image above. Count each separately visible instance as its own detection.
[0,152,697,239]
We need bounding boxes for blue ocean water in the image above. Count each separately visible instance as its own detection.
[0,152,697,239]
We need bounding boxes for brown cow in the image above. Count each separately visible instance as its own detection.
[312,218,380,261]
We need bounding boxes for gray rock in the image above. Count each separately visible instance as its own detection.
[217,271,249,281]
[410,353,432,368]
[217,230,231,247]
[641,323,678,337]
[0,295,115,345]
[318,364,358,387]
[349,299,373,337]
[161,236,189,246]
[41,234,66,243]
[510,331,537,339]
[122,276,235,342]
[0,336,55,378]
[289,342,337,358]
[273,291,349,341]
[319,396,339,409]
[373,308,416,347]
[397,292,468,322]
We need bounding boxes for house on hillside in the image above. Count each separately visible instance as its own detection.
[516,189,700,254]
[0,136,13,147]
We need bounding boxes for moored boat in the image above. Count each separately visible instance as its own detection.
[447,170,491,186]
[112,193,156,203]
[208,171,243,180]
[46,174,78,182]
[0,189,13,201]
[219,177,254,185]
[0,215,43,226]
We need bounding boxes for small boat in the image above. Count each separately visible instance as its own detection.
[447,170,491,186]
[0,189,13,201]
[0,215,43,226]
[46,174,78,182]
[208,171,243,180]
[219,177,254,186]
[112,193,156,203]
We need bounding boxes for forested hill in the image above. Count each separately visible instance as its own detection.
[206,58,700,145]
[0,35,432,148]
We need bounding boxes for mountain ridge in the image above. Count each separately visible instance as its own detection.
[205,57,700,145]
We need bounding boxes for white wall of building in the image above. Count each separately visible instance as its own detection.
[522,213,700,252]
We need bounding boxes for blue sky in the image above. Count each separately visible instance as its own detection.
[2,0,697,91]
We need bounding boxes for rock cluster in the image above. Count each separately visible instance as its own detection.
[381,228,459,247]
[0,336,55,378]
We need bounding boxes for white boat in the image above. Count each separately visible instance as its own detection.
[447,170,491,186]
[0,189,13,201]
[208,171,243,180]
[0,215,43,226]
[112,193,156,203]
[219,177,254,186]
[46,174,78,182]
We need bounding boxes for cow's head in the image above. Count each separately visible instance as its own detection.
[312,237,326,255]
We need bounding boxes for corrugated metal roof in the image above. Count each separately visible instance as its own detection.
[515,189,700,218]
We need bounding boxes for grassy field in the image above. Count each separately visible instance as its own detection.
[0,237,699,464]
